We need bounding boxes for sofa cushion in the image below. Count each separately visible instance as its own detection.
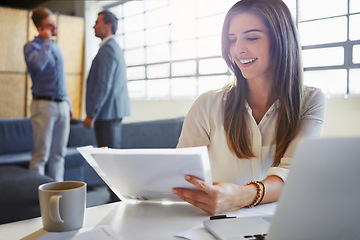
[67,119,97,147]
[0,148,84,166]
[64,147,85,181]
[0,118,33,154]
[121,117,184,149]
[0,166,53,224]
[0,166,53,205]
[0,151,31,165]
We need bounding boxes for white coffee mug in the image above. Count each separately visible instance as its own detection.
[38,181,87,232]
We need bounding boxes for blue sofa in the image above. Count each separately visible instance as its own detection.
[0,118,97,181]
[0,118,98,224]
[0,116,184,224]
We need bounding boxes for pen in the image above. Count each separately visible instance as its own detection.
[209,214,237,220]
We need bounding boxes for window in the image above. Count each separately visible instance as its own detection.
[110,0,237,99]
[298,0,360,95]
[108,0,359,99]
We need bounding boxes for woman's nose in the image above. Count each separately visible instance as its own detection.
[234,39,245,54]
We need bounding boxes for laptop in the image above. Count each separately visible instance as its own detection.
[204,137,360,240]
[77,146,212,201]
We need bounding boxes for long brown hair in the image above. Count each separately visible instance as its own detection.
[221,0,303,166]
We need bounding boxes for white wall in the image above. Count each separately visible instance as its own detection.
[123,99,194,123]
[322,96,360,137]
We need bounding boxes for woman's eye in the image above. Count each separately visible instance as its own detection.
[247,37,259,41]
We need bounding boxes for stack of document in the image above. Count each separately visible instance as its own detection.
[77,146,212,201]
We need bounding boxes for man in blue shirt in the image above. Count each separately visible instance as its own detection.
[24,7,72,182]
[84,10,130,149]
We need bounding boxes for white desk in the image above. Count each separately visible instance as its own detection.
[0,201,277,240]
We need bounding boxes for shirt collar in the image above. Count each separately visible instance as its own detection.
[223,88,280,109]
[34,36,54,42]
[99,35,114,48]
[245,99,280,114]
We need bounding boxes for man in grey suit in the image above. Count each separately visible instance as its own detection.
[84,10,130,149]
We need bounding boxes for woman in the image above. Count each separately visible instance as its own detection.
[172,0,326,215]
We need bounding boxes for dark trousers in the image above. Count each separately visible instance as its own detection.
[94,119,122,149]
[94,118,122,202]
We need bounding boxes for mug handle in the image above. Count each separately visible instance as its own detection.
[49,195,64,223]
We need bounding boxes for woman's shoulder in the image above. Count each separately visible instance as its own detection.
[301,85,327,112]
[188,88,227,116]
[303,85,326,102]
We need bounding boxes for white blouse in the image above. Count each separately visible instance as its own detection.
[177,86,326,185]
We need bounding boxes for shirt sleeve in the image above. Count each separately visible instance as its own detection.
[266,87,327,181]
[177,91,213,148]
[24,40,52,73]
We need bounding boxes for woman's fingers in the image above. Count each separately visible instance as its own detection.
[172,188,217,215]
[172,187,206,202]
[184,175,211,191]
[172,175,223,215]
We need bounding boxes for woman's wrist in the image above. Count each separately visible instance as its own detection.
[243,181,265,208]
[233,184,257,209]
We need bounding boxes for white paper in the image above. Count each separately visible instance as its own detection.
[37,225,122,240]
[77,146,212,201]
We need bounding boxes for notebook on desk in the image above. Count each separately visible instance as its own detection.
[204,137,360,240]
[77,146,212,201]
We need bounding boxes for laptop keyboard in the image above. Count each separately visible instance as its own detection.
[244,234,267,240]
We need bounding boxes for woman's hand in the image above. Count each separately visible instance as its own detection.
[172,175,248,215]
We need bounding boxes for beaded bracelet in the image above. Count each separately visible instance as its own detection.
[244,181,265,208]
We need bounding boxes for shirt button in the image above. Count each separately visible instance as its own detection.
[266,113,270,117]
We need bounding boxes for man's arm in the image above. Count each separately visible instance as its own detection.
[24,39,52,72]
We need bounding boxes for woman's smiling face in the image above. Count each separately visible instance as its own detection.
[228,12,272,83]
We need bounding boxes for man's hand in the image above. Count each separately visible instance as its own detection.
[38,28,52,40]
[83,116,94,128]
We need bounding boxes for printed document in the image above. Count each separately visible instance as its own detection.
[77,146,212,201]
